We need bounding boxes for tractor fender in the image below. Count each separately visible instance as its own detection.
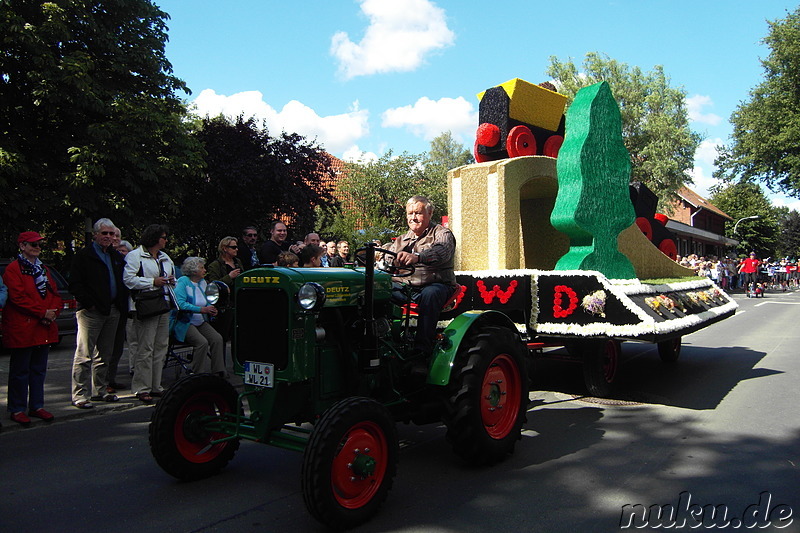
[427,310,521,386]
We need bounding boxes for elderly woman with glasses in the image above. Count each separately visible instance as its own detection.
[170,257,225,376]
[206,236,243,348]
[123,224,176,403]
[2,231,63,426]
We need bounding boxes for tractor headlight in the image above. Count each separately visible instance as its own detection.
[298,282,326,311]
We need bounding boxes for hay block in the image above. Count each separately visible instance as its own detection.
[478,78,567,131]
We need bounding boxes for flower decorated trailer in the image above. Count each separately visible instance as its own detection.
[440,270,737,396]
[446,79,738,396]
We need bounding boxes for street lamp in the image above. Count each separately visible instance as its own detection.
[733,215,760,234]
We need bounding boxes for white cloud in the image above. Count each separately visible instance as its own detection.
[769,196,800,212]
[688,165,720,198]
[331,0,455,79]
[686,94,722,126]
[381,96,477,142]
[689,138,725,197]
[342,145,379,163]
[694,137,723,166]
[191,89,369,155]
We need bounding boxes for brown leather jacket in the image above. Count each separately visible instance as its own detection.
[387,222,456,288]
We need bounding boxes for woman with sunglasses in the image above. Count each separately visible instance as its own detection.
[206,236,243,351]
[123,224,176,403]
[2,232,62,426]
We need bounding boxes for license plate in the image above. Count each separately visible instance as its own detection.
[244,361,274,388]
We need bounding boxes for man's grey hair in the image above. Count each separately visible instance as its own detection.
[93,218,115,233]
[118,240,133,252]
[407,195,433,215]
[181,256,206,277]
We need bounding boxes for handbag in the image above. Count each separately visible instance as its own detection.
[133,256,177,318]
[133,288,173,318]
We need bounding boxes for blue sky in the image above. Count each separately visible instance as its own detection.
[155,0,800,211]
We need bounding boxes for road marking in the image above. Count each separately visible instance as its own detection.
[754,301,800,307]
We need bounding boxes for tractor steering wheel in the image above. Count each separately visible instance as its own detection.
[355,247,415,278]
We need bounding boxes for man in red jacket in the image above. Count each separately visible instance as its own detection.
[738,252,761,296]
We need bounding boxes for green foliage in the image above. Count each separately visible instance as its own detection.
[169,115,337,259]
[318,132,472,246]
[546,52,701,211]
[708,182,779,257]
[777,209,800,259]
[0,0,204,255]
[714,7,800,198]
[423,131,474,213]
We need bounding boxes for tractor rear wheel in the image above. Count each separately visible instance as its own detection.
[302,396,398,530]
[579,338,621,398]
[443,326,529,465]
[658,337,682,363]
[149,374,240,481]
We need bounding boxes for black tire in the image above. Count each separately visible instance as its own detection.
[658,337,682,363]
[442,326,529,465]
[302,397,398,530]
[580,339,621,398]
[149,374,240,481]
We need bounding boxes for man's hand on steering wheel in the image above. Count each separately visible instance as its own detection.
[355,247,415,277]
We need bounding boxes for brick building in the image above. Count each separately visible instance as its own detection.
[665,186,738,258]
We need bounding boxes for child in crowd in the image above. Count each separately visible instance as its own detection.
[276,251,299,267]
[299,244,324,267]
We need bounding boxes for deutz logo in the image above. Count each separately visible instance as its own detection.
[325,286,350,294]
[242,276,280,284]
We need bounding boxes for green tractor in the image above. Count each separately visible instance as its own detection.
[149,243,530,530]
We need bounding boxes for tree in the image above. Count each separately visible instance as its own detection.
[546,52,702,211]
[422,131,474,216]
[708,182,779,257]
[777,210,800,259]
[320,151,429,247]
[0,0,203,254]
[714,7,800,198]
[169,115,337,259]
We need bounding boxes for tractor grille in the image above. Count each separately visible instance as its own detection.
[235,288,289,369]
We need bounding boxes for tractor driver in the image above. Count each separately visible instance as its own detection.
[387,195,457,354]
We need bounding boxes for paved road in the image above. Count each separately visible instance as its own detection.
[1,288,798,532]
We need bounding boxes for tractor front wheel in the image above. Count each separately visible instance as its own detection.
[302,397,398,530]
[149,374,240,481]
[443,326,529,465]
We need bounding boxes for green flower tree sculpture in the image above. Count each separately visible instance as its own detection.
[550,81,637,280]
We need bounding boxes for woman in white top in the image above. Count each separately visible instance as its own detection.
[170,257,225,376]
[123,224,176,403]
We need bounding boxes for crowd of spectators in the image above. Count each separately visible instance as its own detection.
[675,253,800,292]
[1,219,360,426]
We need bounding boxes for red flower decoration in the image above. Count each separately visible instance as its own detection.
[553,285,578,318]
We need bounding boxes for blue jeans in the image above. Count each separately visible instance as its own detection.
[392,282,453,352]
[7,344,50,413]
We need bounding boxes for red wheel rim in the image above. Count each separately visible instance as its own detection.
[480,353,522,439]
[174,391,232,463]
[602,341,619,384]
[542,135,563,158]
[474,139,490,163]
[506,125,537,158]
[331,421,388,509]
[658,239,678,261]
[635,217,653,241]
